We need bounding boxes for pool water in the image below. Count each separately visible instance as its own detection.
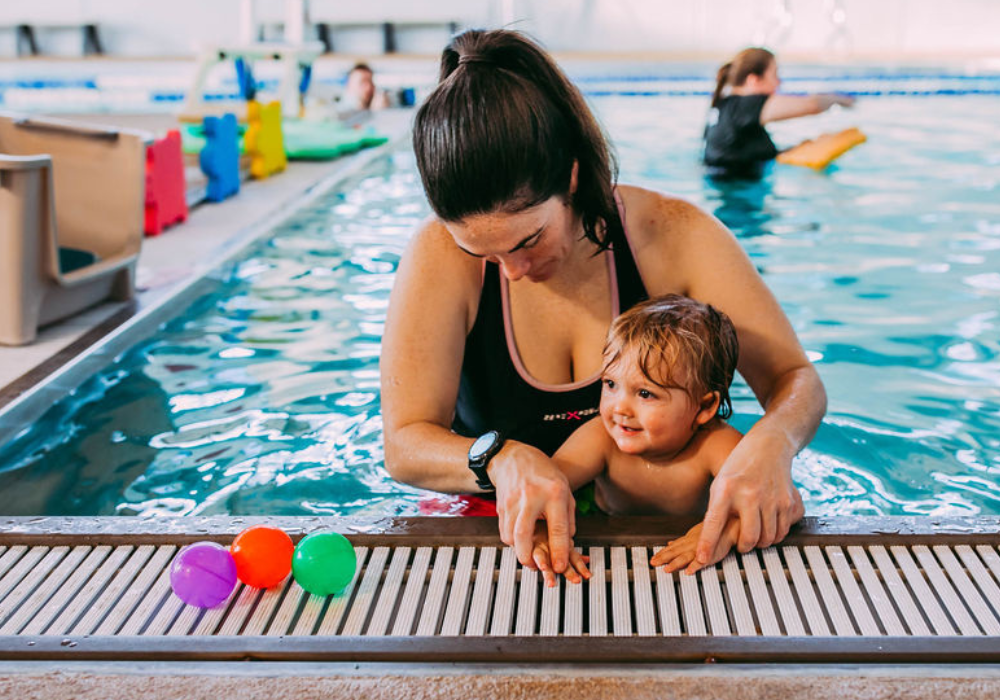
[1,94,998,517]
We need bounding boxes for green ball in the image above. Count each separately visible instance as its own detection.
[292,532,357,595]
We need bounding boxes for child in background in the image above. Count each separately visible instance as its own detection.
[532,294,783,585]
[703,47,855,179]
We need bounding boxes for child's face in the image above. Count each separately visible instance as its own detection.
[599,349,706,460]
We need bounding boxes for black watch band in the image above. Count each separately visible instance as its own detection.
[468,430,504,492]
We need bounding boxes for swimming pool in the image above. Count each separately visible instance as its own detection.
[1,91,998,517]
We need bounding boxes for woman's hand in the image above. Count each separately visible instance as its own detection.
[696,434,805,566]
[652,517,740,575]
[489,441,577,574]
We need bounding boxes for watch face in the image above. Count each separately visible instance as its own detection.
[470,431,497,460]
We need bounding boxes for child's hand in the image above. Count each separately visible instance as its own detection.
[650,518,740,576]
[531,530,591,588]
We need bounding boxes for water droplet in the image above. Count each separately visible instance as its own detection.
[60,639,72,647]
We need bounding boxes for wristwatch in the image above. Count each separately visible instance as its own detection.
[468,430,504,492]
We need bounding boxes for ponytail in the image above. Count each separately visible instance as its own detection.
[414,29,621,251]
[711,62,732,109]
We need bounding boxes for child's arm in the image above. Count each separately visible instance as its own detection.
[531,524,591,587]
[552,417,612,491]
[760,93,855,124]
[650,518,740,575]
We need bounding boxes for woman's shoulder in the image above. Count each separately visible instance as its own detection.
[616,184,728,266]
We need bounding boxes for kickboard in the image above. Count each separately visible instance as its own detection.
[777,127,866,169]
[181,120,388,160]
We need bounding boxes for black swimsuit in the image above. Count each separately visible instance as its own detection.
[452,194,649,456]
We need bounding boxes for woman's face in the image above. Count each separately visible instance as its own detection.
[444,195,581,283]
[755,61,781,94]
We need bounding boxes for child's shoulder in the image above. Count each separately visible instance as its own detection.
[699,421,743,474]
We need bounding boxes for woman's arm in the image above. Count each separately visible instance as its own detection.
[380,220,576,571]
[621,187,822,563]
[760,93,855,124]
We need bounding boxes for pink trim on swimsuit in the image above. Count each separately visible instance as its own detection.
[500,190,635,393]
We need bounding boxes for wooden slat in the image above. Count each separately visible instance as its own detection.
[653,547,681,635]
[0,546,48,603]
[488,547,517,636]
[975,545,1000,586]
[0,545,92,635]
[440,547,476,636]
[631,547,656,636]
[217,585,264,636]
[166,601,203,636]
[538,571,560,636]
[47,545,133,635]
[827,546,880,636]
[194,584,242,636]
[265,580,308,636]
[804,546,854,636]
[701,565,731,636]
[783,546,830,636]
[95,545,176,636]
[141,578,186,636]
[847,546,905,635]
[341,545,390,636]
[563,547,584,636]
[464,547,496,636]
[119,561,175,636]
[0,547,70,633]
[415,546,452,636]
[514,566,539,635]
[721,553,756,636]
[390,547,431,636]
[610,546,631,637]
[911,545,980,635]
[762,548,804,635]
[315,546,368,636]
[73,545,157,635]
[678,567,706,636]
[957,546,1000,624]
[21,545,111,635]
[242,578,293,636]
[0,546,27,584]
[741,551,780,636]
[935,546,1000,635]
[366,547,411,636]
[890,545,956,636]
[587,547,607,636]
[290,590,326,636]
[869,545,930,636]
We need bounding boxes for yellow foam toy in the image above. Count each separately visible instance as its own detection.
[244,100,287,179]
[776,127,866,169]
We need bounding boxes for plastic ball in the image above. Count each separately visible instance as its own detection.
[170,541,238,608]
[292,532,357,596]
[231,525,294,588]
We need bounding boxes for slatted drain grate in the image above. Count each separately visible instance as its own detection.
[4,541,1000,641]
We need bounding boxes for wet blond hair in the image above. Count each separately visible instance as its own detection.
[603,294,739,419]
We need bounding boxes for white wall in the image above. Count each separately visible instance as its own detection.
[0,0,998,58]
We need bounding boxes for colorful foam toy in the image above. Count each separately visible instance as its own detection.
[169,542,238,608]
[144,129,188,236]
[244,100,286,179]
[200,114,241,202]
[230,525,294,588]
[777,127,867,169]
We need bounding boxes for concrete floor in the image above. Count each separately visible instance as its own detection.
[4,662,1000,699]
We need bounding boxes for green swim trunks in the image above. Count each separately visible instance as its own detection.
[574,483,604,515]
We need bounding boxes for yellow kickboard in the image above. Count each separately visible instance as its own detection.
[777,127,866,169]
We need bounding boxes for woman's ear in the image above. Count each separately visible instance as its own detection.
[569,159,579,195]
[695,392,721,427]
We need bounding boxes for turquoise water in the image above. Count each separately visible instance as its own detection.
[1,95,998,517]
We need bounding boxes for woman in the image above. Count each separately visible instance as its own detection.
[704,47,855,179]
[381,29,823,575]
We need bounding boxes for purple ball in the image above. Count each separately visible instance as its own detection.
[170,541,238,608]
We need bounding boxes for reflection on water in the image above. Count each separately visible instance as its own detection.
[0,95,999,517]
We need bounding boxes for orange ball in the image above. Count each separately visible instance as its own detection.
[230,526,294,588]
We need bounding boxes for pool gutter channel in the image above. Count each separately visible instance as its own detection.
[0,125,410,448]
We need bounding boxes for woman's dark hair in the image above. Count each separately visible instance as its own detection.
[711,47,775,108]
[413,29,621,250]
